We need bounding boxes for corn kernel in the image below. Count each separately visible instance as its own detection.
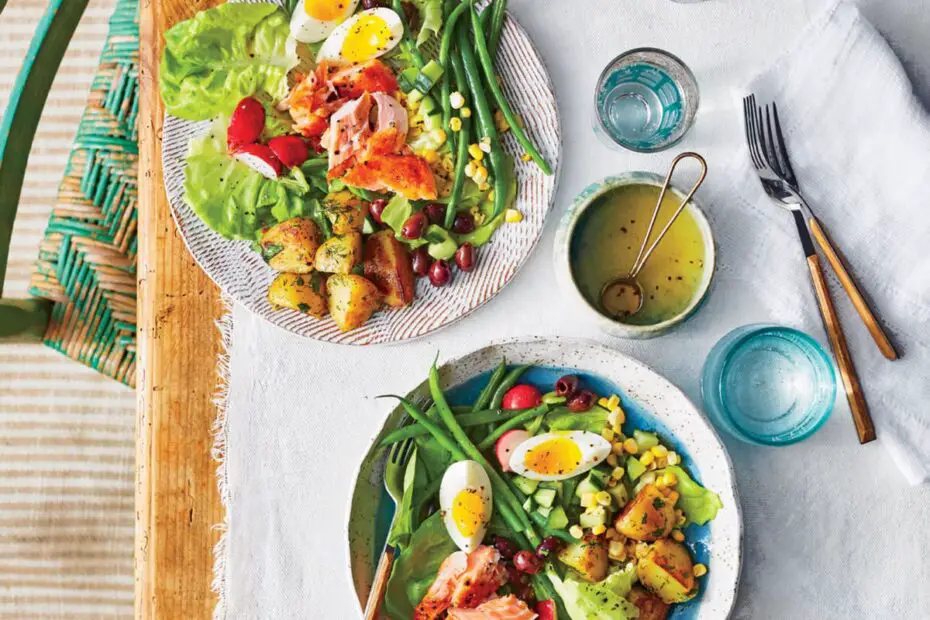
[661,471,678,487]
[651,445,669,458]
[424,150,440,164]
[449,91,465,109]
[611,442,625,455]
[608,540,626,560]
[520,152,532,162]
[468,144,484,160]
[478,182,490,192]
[639,451,655,466]
[408,98,421,111]
[606,395,620,410]
[591,523,607,536]
[607,408,624,429]
[611,466,625,480]
[429,128,447,145]
[677,512,687,526]
[464,162,476,177]
[606,454,618,467]
[666,451,681,466]
[461,107,472,118]
[494,109,510,132]
[478,138,492,153]
[640,472,656,486]
[487,190,495,202]
[569,525,584,539]
[580,492,596,509]
[598,397,609,409]
[671,530,685,542]
[601,428,615,442]
[504,208,523,223]
[623,438,639,454]
[693,563,707,577]
[595,491,612,507]
[473,165,488,185]
[449,117,463,132]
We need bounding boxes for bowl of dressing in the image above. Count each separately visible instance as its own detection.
[554,171,715,338]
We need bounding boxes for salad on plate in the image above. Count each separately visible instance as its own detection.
[159,0,551,331]
[377,359,724,619]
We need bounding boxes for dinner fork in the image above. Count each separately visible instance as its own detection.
[363,436,415,620]
[743,95,879,444]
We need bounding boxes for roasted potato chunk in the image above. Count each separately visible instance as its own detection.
[326,274,381,331]
[260,217,321,273]
[637,539,697,604]
[557,537,608,582]
[615,484,678,541]
[363,230,415,307]
[267,273,327,318]
[315,232,362,274]
[322,191,366,234]
[628,585,670,620]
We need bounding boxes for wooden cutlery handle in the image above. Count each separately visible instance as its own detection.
[806,254,876,444]
[808,217,899,361]
[364,546,395,620]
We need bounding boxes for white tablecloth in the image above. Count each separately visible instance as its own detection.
[218,0,930,618]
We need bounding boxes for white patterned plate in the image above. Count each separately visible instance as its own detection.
[161,2,562,345]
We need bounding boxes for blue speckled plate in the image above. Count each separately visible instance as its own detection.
[346,338,741,619]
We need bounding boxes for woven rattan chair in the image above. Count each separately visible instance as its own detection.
[0,0,138,385]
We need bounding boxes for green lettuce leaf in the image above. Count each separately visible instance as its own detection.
[411,0,443,47]
[183,119,310,240]
[548,565,640,620]
[656,466,722,525]
[384,512,457,620]
[160,3,297,120]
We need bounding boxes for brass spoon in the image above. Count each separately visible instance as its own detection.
[599,152,708,319]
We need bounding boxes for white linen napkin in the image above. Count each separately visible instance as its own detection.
[214,2,930,619]
[731,1,930,484]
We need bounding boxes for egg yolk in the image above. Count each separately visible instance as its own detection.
[524,438,583,476]
[303,0,348,21]
[451,488,485,537]
[341,15,393,63]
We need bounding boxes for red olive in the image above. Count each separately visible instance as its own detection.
[425,203,447,226]
[555,374,580,398]
[535,536,562,560]
[454,243,476,272]
[517,584,537,607]
[411,247,430,277]
[567,389,596,412]
[513,550,541,575]
[494,536,517,560]
[369,198,388,225]
[428,260,452,286]
[401,212,428,240]
[452,212,476,234]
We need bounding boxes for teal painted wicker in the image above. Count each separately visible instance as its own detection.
[29,0,139,386]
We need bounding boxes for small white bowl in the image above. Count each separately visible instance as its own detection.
[554,172,716,339]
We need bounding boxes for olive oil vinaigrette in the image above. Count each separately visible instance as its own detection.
[570,184,706,326]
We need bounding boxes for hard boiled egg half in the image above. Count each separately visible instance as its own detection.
[439,461,493,553]
[290,0,359,43]
[509,431,612,482]
[316,8,403,64]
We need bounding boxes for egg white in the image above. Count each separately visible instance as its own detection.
[508,431,612,482]
[439,461,493,553]
[290,0,359,44]
[316,8,404,64]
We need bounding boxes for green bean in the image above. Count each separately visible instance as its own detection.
[393,0,425,68]
[489,364,530,409]
[488,0,508,58]
[378,406,532,447]
[472,359,507,412]
[471,6,552,175]
[387,395,525,533]
[439,2,469,68]
[428,364,537,538]
[445,51,472,229]
[456,22,509,219]
[439,1,467,145]
[477,404,548,450]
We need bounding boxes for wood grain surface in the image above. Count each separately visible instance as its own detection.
[136,1,225,619]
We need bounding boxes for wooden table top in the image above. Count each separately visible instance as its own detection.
[136,1,225,618]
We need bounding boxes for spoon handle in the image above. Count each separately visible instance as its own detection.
[364,545,395,620]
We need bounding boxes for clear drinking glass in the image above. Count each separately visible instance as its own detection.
[701,325,837,446]
[593,48,699,152]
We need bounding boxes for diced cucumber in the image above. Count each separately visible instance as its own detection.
[608,483,629,507]
[539,480,563,497]
[536,505,553,519]
[633,430,659,451]
[419,95,438,115]
[425,225,457,260]
[414,60,444,94]
[626,456,646,482]
[546,505,569,530]
[534,488,557,508]
[588,468,610,488]
[523,497,534,513]
[513,476,539,496]
[579,505,609,529]
[397,67,419,93]
[407,89,424,104]
[575,476,603,500]
[423,112,443,131]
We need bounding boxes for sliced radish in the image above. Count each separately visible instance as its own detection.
[227,97,265,152]
[502,384,542,410]
[268,135,310,168]
[495,429,530,473]
[234,143,283,179]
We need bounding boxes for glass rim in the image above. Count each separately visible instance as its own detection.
[593,47,700,153]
